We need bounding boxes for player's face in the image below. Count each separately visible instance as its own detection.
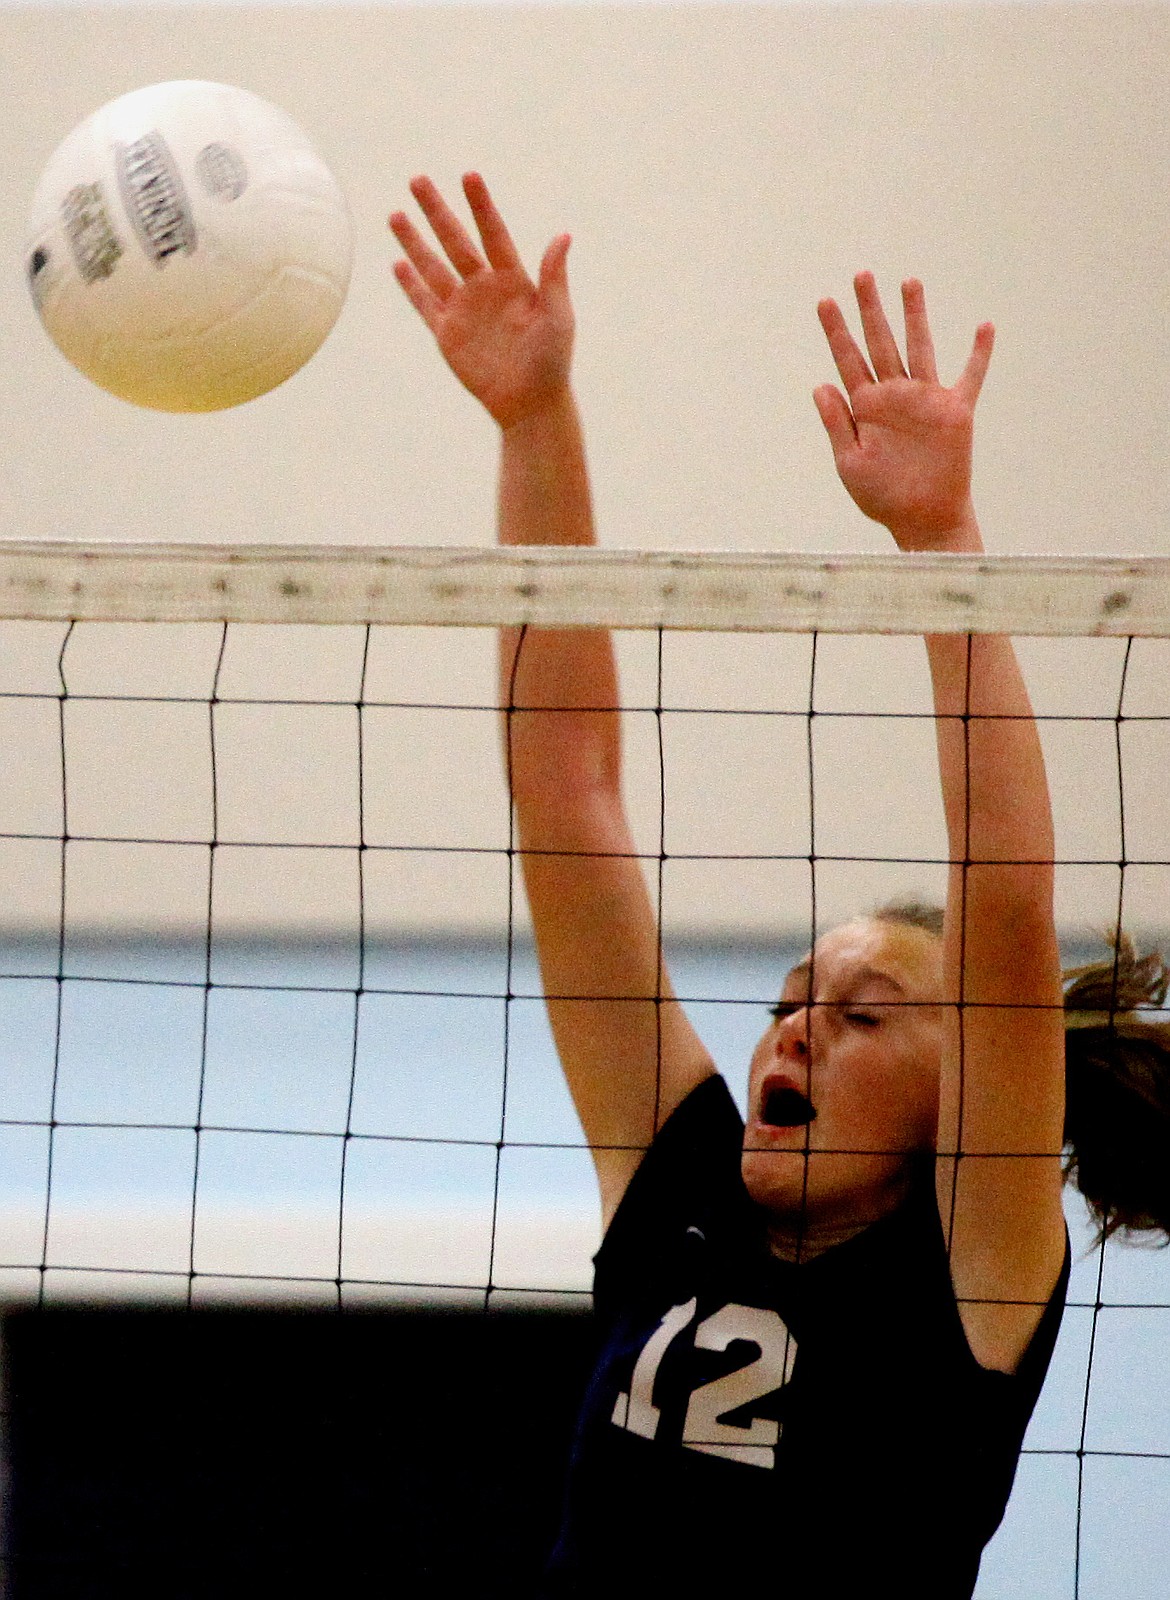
[741,919,944,1256]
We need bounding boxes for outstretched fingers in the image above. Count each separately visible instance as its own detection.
[390,253,444,330]
[462,171,526,276]
[817,297,873,398]
[388,206,461,315]
[902,276,994,404]
[407,175,486,280]
[389,172,556,332]
[956,320,996,408]
[821,272,993,407]
[853,271,907,381]
[813,383,858,454]
[901,279,938,384]
[539,231,572,294]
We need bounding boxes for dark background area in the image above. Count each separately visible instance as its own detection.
[1,1304,596,1598]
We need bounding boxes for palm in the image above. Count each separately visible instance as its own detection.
[835,378,975,538]
[815,274,994,549]
[390,174,573,430]
[431,270,572,430]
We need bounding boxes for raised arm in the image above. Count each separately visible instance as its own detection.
[815,276,1066,1373]
[390,176,713,1224]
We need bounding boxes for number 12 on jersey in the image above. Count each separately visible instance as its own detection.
[611,1298,797,1469]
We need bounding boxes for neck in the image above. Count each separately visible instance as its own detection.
[765,1214,871,1264]
[763,1167,915,1264]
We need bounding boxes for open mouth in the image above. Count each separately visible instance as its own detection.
[760,1084,817,1129]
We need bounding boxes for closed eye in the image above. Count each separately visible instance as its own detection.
[845,1011,880,1027]
[768,1002,799,1020]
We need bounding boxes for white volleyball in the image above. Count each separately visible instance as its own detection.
[25,80,353,412]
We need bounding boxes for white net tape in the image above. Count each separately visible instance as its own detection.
[0,542,1167,635]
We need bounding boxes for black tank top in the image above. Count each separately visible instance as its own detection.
[540,1075,1069,1599]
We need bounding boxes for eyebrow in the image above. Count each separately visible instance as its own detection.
[782,960,907,998]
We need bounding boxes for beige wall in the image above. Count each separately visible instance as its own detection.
[0,6,1167,939]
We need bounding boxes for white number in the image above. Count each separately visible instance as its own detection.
[681,1304,796,1469]
[611,1297,697,1439]
[611,1299,797,1468]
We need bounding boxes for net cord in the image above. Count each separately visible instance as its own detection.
[0,544,1167,636]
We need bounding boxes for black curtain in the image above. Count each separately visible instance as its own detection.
[2,1305,596,1599]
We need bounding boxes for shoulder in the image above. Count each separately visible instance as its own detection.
[820,1164,1069,1377]
[594,1075,744,1286]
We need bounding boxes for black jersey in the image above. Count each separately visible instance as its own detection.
[540,1075,1069,1599]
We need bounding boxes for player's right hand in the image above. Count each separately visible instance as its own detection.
[389,172,574,431]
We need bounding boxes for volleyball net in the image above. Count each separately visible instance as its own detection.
[0,541,1167,1591]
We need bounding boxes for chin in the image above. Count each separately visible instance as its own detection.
[740,1145,913,1225]
[740,1146,820,1215]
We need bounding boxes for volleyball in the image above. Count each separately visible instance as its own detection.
[24,80,353,412]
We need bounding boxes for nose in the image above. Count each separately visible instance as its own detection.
[774,1005,812,1059]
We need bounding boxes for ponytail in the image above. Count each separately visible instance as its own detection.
[1062,932,1170,1245]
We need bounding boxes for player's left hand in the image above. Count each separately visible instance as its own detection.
[814,274,994,551]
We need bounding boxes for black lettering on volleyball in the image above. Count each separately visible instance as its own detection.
[115,132,197,266]
[26,246,52,310]
[194,142,248,202]
[61,184,124,285]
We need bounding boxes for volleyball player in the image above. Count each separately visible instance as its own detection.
[389,173,1167,1596]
